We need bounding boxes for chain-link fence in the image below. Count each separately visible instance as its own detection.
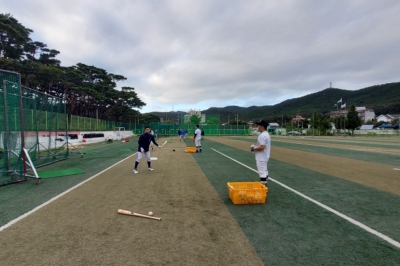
[131,123,252,137]
[1,69,69,185]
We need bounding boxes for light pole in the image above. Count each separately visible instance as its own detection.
[96,106,98,130]
[236,113,238,135]
[299,121,303,135]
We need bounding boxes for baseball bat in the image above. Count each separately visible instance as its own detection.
[117,209,161,221]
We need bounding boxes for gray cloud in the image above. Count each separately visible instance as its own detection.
[3,0,400,112]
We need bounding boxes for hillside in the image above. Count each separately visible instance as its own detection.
[148,82,400,123]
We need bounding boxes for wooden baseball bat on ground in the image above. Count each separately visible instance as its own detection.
[117,209,161,221]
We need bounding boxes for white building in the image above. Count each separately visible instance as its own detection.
[184,109,206,123]
[355,107,375,122]
[330,107,375,122]
[268,123,279,128]
[376,114,400,123]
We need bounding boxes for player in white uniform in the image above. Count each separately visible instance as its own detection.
[194,125,202,153]
[251,120,271,186]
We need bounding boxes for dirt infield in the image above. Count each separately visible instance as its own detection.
[209,137,400,196]
[272,138,400,155]
[0,138,263,266]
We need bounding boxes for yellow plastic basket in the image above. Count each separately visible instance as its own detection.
[227,182,268,205]
[186,147,197,153]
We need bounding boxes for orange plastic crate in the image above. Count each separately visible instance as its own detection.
[186,147,197,153]
[227,182,268,205]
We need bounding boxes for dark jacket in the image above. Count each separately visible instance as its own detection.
[137,133,159,152]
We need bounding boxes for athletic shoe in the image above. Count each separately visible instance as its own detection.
[260,176,268,186]
[148,168,154,171]
[133,169,138,174]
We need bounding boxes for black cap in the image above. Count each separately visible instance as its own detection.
[256,120,268,128]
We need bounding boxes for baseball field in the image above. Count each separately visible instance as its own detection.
[0,135,399,265]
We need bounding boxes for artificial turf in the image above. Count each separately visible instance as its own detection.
[190,139,400,265]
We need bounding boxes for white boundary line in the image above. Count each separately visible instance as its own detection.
[0,140,169,232]
[228,137,400,155]
[211,148,400,249]
[271,139,400,155]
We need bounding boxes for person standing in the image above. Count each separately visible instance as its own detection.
[133,126,160,174]
[201,129,205,140]
[178,129,182,142]
[183,128,187,140]
[251,120,271,186]
[194,125,202,153]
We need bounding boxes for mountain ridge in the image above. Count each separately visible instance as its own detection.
[148,82,400,122]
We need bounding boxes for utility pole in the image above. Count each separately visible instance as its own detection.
[236,113,238,135]
[96,107,98,130]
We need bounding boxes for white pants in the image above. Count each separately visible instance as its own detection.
[136,151,151,162]
[256,160,268,178]
[195,139,201,147]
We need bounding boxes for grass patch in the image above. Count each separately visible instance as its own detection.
[38,168,84,179]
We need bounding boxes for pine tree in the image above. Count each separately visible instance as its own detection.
[347,104,361,135]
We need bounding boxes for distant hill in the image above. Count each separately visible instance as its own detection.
[147,82,400,123]
[149,111,186,122]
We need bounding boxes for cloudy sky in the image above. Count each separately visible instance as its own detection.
[3,0,400,113]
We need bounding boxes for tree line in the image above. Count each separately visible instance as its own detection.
[295,104,362,135]
[0,13,159,124]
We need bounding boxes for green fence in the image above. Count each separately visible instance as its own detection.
[21,86,69,167]
[132,123,252,137]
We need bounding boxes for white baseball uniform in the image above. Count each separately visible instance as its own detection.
[255,131,271,184]
[194,128,202,151]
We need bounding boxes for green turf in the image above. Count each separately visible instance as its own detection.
[119,148,134,152]
[190,140,400,265]
[38,168,84,179]
[232,136,400,166]
[0,140,139,227]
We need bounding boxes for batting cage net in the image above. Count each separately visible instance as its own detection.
[0,70,28,185]
[0,69,68,186]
